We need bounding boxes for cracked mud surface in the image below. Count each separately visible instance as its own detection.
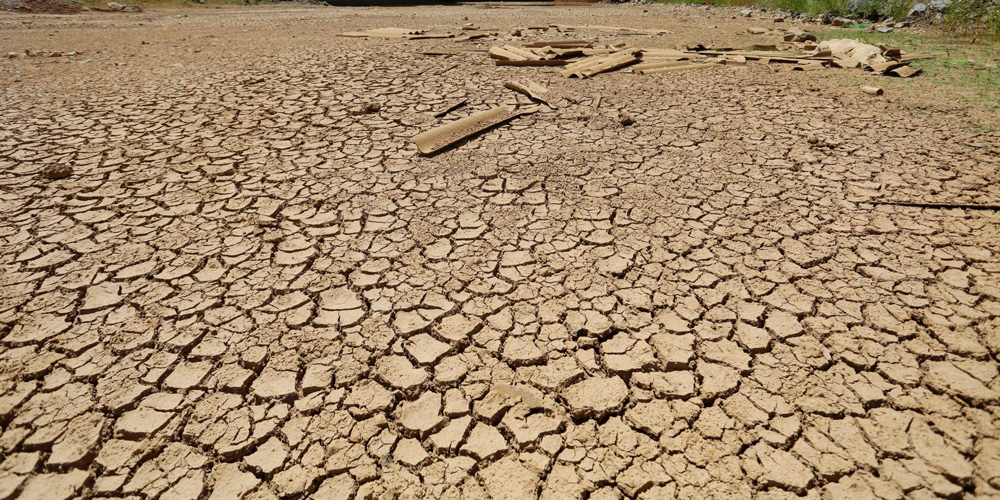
[2,3,1000,499]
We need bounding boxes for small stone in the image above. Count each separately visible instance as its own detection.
[42,164,73,180]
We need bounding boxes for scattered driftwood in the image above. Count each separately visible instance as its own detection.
[550,24,671,35]
[413,106,540,155]
[821,39,928,77]
[339,28,453,39]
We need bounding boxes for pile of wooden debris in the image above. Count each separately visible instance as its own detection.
[488,38,930,78]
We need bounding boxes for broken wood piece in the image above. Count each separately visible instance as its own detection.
[764,57,809,64]
[889,65,921,77]
[633,60,695,72]
[900,53,935,62]
[638,62,718,74]
[406,32,455,40]
[338,28,423,38]
[792,61,826,71]
[721,55,747,66]
[489,47,526,61]
[561,54,608,77]
[501,45,543,61]
[593,94,601,110]
[639,49,689,58]
[581,48,617,56]
[831,56,861,68]
[565,51,640,78]
[523,39,595,48]
[868,61,908,74]
[548,48,586,58]
[454,32,492,42]
[432,99,468,118]
[495,59,568,66]
[882,47,902,59]
[504,80,551,107]
[421,49,461,56]
[861,85,883,95]
[413,106,540,155]
[551,24,669,35]
[693,50,832,61]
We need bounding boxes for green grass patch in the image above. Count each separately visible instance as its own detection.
[815,28,1000,112]
[657,0,999,33]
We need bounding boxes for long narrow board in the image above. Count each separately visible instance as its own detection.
[413,106,540,155]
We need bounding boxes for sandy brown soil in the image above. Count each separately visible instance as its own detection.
[1,3,1000,499]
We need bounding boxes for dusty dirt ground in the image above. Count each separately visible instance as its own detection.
[2,3,1000,499]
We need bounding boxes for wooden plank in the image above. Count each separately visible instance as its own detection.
[579,52,639,77]
[413,106,540,155]
[502,45,543,61]
[633,60,694,72]
[523,39,596,48]
[504,80,551,107]
[889,65,921,77]
[489,47,526,61]
[639,49,688,58]
[496,59,568,66]
[432,99,468,118]
[638,62,717,74]
[900,53,936,61]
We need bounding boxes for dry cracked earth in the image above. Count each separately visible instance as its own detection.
[2,3,1000,500]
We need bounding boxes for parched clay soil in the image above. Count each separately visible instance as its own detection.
[1,3,999,499]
